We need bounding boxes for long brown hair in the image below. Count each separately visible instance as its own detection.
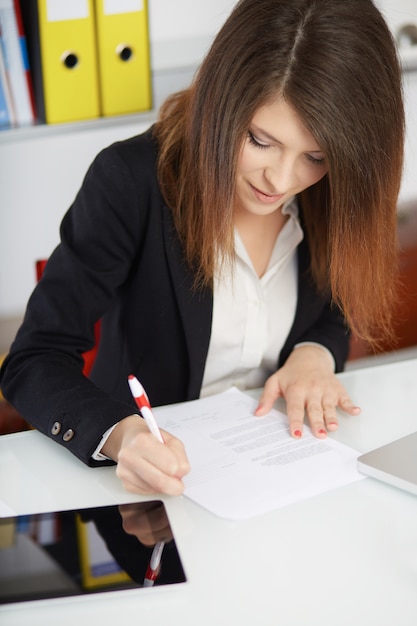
[153,0,405,347]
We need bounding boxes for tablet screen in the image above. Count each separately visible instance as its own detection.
[0,500,186,605]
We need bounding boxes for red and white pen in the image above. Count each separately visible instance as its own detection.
[128,375,164,444]
[143,540,165,587]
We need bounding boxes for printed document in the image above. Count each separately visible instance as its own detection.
[154,388,364,520]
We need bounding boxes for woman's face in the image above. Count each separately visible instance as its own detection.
[234,98,328,218]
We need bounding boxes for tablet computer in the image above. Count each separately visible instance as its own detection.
[0,500,186,605]
[357,431,417,496]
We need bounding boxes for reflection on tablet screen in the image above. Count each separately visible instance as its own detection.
[0,500,186,605]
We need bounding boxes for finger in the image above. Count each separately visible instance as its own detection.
[338,395,361,416]
[133,429,191,479]
[309,393,360,436]
[322,402,339,431]
[305,400,328,438]
[116,457,186,496]
[161,431,192,478]
[117,433,190,495]
[118,473,163,496]
[255,375,283,416]
[285,394,307,439]
[119,474,184,496]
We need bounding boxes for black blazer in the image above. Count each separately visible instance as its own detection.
[0,129,349,465]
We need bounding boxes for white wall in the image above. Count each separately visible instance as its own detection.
[148,0,235,68]
[0,0,416,325]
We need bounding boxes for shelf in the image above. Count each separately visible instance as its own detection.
[0,65,197,144]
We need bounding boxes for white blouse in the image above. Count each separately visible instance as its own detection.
[200,197,303,397]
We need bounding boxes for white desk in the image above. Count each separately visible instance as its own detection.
[1,358,417,625]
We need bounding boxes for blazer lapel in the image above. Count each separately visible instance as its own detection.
[162,205,213,399]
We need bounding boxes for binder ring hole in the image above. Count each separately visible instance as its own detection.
[61,52,79,69]
[397,23,417,48]
[116,44,133,62]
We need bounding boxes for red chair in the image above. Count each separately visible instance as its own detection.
[36,260,100,376]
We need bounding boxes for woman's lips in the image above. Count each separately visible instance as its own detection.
[250,184,285,205]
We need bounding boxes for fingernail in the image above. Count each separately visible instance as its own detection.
[293,429,302,438]
[318,429,327,435]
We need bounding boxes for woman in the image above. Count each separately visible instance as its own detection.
[0,0,404,495]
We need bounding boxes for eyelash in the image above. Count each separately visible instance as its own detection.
[248,130,269,150]
[247,130,326,166]
[306,154,326,166]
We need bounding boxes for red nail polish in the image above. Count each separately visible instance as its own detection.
[293,429,302,438]
[318,428,326,434]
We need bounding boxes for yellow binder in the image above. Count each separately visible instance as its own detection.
[20,0,100,124]
[94,0,152,117]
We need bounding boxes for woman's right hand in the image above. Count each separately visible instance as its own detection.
[102,415,191,495]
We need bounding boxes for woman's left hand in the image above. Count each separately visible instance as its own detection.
[255,345,361,438]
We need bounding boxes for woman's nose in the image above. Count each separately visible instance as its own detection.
[264,157,297,194]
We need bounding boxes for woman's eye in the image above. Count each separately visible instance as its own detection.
[248,131,269,149]
[306,153,326,166]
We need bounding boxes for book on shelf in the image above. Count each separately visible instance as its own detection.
[0,25,15,128]
[0,0,35,129]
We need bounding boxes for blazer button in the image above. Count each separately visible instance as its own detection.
[62,429,75,442]
[51,421,61,436]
